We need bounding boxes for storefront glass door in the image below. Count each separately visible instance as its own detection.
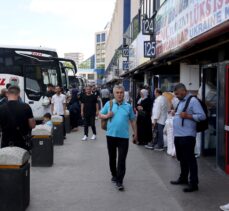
[201,65,217,156]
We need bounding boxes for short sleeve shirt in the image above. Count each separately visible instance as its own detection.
[100,99,136,139]
[51,94,66,115]
[81,94,98,116]
[0,100,34,147]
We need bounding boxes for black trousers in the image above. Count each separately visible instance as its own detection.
[174,136,198,186]
[70,111,79,128]
[84,115,96,136]
[106,136,129,184]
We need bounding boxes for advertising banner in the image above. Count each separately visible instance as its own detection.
[155,0,229,56]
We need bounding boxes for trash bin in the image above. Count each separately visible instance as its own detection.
[65,110,71,133]
[0,147,30,211]
[52,115,64,145]
[31,125,53,167]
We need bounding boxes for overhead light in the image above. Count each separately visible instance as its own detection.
[167,61,172,65]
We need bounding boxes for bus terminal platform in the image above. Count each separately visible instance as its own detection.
[27,121,229,211]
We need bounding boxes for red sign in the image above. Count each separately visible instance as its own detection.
[155,0,229,56]
[32,52,43,57]
[0,78,6,86]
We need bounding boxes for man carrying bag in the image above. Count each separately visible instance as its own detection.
[0,85,36,150]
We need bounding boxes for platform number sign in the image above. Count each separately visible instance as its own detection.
[144,41,156,58]
[142,18,154,35]
[122,47,129,57]
[123,61,129,70]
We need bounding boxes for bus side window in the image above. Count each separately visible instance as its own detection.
[43,71,49,85]
[25,66,42,101]
[48,69,58,86]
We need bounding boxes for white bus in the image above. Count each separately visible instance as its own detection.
[68,73,88,92]
[0,45,77,119]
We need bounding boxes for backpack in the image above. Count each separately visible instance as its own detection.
[178,95,208,132]
[101,100,113,130]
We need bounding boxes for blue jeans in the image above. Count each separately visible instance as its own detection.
[153,123,165,148]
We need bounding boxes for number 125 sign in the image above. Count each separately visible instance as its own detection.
[144,41,156,58]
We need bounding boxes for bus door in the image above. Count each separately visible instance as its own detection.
[57,59,77,91]
[23,64,58,120]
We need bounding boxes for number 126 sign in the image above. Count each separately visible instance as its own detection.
[144,41,156,58]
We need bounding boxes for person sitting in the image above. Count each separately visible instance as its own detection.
[43,113,53,127]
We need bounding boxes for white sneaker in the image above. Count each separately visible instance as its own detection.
[220,203,229,211]
[82,135,88,141]
[90,134,96,140]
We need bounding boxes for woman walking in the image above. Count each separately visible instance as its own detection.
[68,89,80,131]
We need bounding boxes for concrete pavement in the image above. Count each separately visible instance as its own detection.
[27,121,229,211]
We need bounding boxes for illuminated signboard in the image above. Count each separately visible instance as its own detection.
[155,0,229,56]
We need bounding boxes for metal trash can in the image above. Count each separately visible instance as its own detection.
[31,125,53,167]
[52,115,64,145]
[0,147,30,211]
[65,110,71,133]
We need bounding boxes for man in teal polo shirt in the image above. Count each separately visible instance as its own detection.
[99,85,137,191]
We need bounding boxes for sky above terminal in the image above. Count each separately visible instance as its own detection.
[0,0,116,58]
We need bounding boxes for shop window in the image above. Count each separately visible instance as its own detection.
[160,75,180,92]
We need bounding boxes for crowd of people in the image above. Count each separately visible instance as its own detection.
[135,86,179,156]
[0,83,105,149]
[0,82,207,195]
[98,83,207,193]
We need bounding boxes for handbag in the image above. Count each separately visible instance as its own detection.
[42,96,50,106]
[138,110,146,117]
[101,100,113,130]
[151,126,158,145]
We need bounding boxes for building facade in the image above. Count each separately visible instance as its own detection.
[78,55,95,70]
[95,24,109,85]
[105,0,131,85]
[77,68,97,85]
[64,52,84,66]
[106,0,229,173]
[95,30,107,69]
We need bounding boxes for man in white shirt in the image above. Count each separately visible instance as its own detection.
[51,86,66,137]
[51,86,66,115]
[149,88,168,151]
